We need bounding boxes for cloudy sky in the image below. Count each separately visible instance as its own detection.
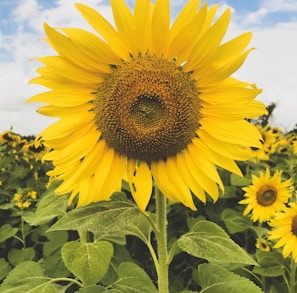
[0,0,297,135]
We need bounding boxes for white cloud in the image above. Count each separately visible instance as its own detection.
[261,0,297,13]
[243,8,268,24]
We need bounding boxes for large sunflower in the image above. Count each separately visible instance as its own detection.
[269,203,297,262]
[239,169,292,222]
[28,0,267,211]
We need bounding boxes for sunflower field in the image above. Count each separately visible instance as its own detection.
[1,0,297,292]
[0,110,297,292]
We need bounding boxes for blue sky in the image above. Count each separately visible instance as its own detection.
[1,0,297,135]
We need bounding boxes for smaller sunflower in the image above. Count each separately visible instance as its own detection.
[239,169,292,223]
[269,203,297,261]
[246,125,278,161]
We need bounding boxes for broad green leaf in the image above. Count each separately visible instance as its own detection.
[177,220,257,265]
[221,208,257,234]
[113,262,157,293]
[23,182,68,225]
[48,200,139,233]
[253,250,286,277]
[230,173,251,187]
[42,231,69,278]
[77,285,106,293]
[195,263,263,293]
[100,245,133,285]
[61,241,113,286]
[78,286,123,293]
[0,224,19,242]
[0,258,11,280]
[43,231,68,257]
[0,261,56,293]
[8,247,35,266]
[123,213,153,243]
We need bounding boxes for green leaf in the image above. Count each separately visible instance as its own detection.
[177,220,257,265]
[113,262,157,293]
[196,263,263,292]
[23,182,68,225]
[61,241,113,285]
[253,250,286,277]
[48,200,139,233]
[123,213,153,242]
[42,231,69,278]
[221,208,257,234]
[78,286,123,293]
[0,261,56,293]
[77,285,106,293]
[230,174,251,187]
[0,258,12,280]
[8,247,35,266]
[0,224,19,242]
[43,231,68,257]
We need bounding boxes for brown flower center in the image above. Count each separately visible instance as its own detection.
[94,55,201,161]
[291,215,297,236]
[256,185,277,206]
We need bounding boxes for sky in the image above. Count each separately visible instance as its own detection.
[0,0,297,136]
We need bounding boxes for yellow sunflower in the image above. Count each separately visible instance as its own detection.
[28,0,267,211]
[239,169,292,223]
[269,203,297,262]
[246,124,278,161]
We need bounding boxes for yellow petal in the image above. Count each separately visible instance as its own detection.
[44,23,108,72]
[166,157,197,210]
[151,0,169,55]
[111,0,138,57]
[75,3,129,60]
[151,160,176,202]
[100,153,126,201]
[28,90,94,107]
[134,0,153,53]
[129,161,153,211]
[61,28,120,65]
[184,8,231,72]
[176,153,206,203]
[165,4,207,65]
[184,149,219,202]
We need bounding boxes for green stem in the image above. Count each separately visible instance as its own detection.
[155,186,169,293]
[289,258,296,293]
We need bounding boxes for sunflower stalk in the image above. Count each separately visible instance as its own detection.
[289,257,296,293]
[155,186,169,293]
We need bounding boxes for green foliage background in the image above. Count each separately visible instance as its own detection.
[1,109,297,293]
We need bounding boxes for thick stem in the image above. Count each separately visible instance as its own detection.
[155,187,169,293]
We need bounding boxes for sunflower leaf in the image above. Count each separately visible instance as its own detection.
[61,240,113,286]
[253,250,286,277]
[0,261,56,293]
[177,220,257,265]
[230,173,251,186]
[113,262,157,293]
[23,182,68,226]
[221,208,257,234]
[194,263,263,293]
[48,198,140,233]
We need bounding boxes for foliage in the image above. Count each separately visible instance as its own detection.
[0,112,297,293]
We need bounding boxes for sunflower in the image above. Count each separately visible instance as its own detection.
[246,124,278,161]
[28,0,267,211]
[239,169,292,223]
[269,203,297,261]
